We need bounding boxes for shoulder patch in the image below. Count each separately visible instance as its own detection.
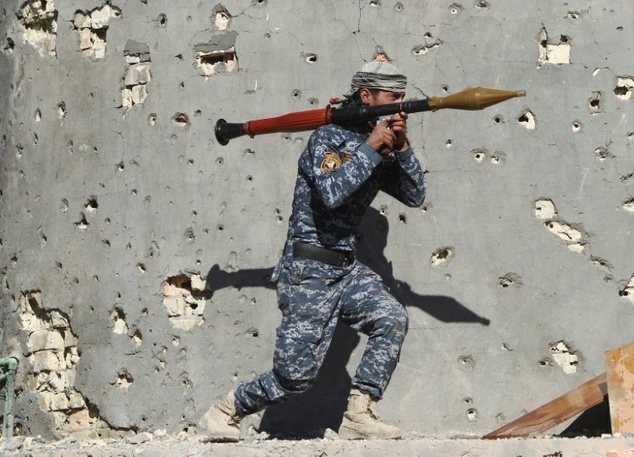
[320,151,343,173]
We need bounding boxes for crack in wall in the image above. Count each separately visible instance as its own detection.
[411,30,443,58]
[535,199,588,253]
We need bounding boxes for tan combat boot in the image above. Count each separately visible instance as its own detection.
[338,388,402,440]
[339,388,401,440]
[198,391,243,442]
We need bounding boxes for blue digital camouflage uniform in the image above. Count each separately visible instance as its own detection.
[234,121,426,416]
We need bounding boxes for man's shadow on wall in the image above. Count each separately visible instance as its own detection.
[206,206,489,437]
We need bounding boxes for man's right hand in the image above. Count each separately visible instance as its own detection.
[366,119,397,156]
[365,112,408,155]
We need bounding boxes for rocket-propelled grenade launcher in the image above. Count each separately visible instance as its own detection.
[215,87,526,146]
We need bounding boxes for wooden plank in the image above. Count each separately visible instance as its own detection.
[607,451,634,457]
[605,342,634,434]
[483,372,607,439]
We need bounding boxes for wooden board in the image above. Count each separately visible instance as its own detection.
[605,342,634,434]
[483,372,607,439]
[607,451,634,457]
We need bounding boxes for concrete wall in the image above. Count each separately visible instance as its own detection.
[0,0,632,440]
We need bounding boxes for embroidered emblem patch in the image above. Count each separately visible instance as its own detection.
[320,152,342,173]
[342,152,354,163]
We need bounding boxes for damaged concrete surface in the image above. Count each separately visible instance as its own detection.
[0,0,633,445]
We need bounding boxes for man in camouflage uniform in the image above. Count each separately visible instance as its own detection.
[200,60,426,441]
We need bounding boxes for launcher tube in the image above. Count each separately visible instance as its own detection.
[215,87,525,145]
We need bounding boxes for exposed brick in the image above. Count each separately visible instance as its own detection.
[64,331,78,348]
[28,330,64,352]
[42,392,70,411]
[125,64,151,86]
[90,5,112,29]
[163,297,186,317]
[121,88,133,107]
[67,409,94,430]
[79,28,92,50]
[131,84,148,104]
[32,350,64,372]
[190,274,208,292]
[69,390,86,409]
[73,13,91,29]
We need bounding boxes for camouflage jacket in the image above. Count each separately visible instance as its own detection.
[281,122,426,261]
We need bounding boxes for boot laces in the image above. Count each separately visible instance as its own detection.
[368,400,380,420]
[349,389,381,420]
[228,414,242,427]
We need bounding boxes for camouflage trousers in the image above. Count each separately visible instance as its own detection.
[234,257,408,416]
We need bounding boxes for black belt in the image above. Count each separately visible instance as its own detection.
[293,242,354,267]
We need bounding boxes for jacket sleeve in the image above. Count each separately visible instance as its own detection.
[380,146,427,208]
[298,128,382,210]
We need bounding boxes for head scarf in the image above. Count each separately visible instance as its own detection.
[349,60,407,95]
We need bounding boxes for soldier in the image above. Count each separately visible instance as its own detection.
[200,59,426,441]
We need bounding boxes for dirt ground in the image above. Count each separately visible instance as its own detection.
[1,431,634,457]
